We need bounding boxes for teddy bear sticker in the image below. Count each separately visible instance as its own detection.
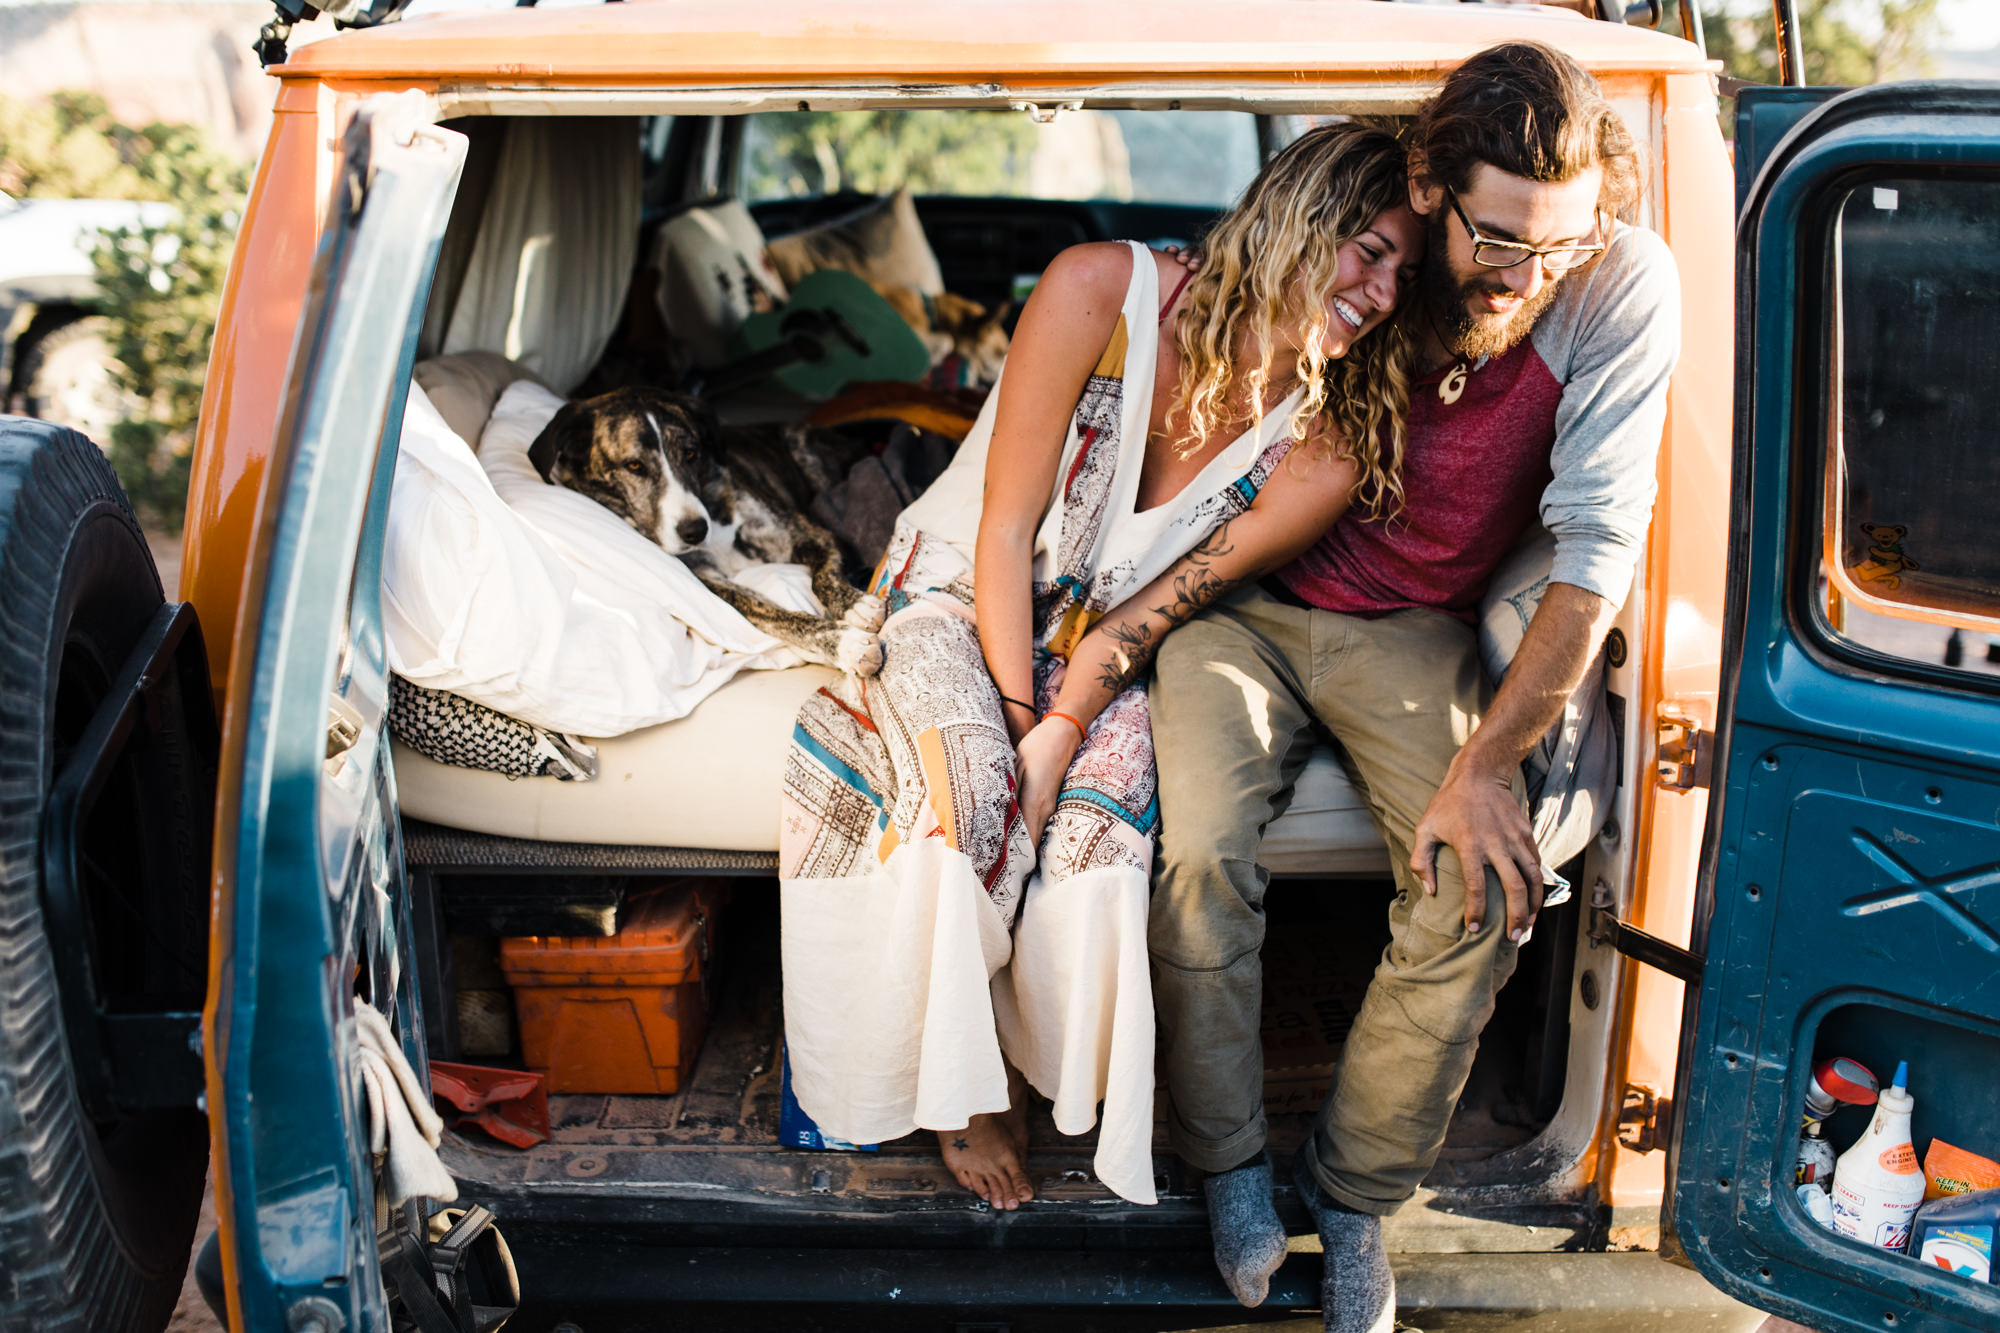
[1855,522,1920,591]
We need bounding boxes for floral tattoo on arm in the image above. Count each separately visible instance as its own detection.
[1095,522,1244,694]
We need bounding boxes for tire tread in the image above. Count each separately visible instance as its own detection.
[0,418,190,1333]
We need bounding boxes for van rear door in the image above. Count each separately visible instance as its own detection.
[1669,82,2000,1333]
[206,94,464,1333]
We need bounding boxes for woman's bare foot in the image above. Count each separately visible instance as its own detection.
[939,1064,1037,1209]
[939,1111,1033,1209]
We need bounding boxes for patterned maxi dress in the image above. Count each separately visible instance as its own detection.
[779,242,1301,1204]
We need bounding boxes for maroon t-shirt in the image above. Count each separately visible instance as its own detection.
[1277,340,1562,623]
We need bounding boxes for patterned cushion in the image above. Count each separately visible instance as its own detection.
[392,660,1389,871]
[388,675,596,781]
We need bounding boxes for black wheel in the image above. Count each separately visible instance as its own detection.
[0,418,210,1333]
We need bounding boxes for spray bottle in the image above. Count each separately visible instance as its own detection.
[1830,1061,1926,1251]
[1804,1056,1880,1125]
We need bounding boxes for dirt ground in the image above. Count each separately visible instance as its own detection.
[165,1170,222,1333]
[145,527,183,599]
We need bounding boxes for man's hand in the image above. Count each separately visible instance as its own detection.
[1015,716,1082,850]
[1410,749,1542,941]
[1413,581,1616,941]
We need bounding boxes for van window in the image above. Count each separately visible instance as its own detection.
[739,108,1262,207]
[1820,176,2000,677]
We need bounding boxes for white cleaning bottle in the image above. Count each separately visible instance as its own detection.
[1830,1060,1926,1251]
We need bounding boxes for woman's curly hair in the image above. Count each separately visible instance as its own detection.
[1171,120,1414,518]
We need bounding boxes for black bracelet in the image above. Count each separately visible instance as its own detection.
[997,693,1036,712]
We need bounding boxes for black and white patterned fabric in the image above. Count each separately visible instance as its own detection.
[389,675,598,781]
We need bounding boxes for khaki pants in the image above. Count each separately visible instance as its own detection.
[1146,583,1522,1216]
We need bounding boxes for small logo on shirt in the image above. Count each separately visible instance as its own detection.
[1438,364,1468,404]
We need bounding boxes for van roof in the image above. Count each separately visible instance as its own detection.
[277,0,1710,83]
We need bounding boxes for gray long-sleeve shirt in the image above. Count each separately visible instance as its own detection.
[1278,221,1683,620]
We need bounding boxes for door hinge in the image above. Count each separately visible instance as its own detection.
[1618,1082,1674,1154]
[1589,880,1705,984]
[1655,701,1712,791]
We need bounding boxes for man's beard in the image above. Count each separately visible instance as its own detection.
[1421,209,1563,361]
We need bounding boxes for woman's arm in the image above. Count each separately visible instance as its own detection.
[974,243,1133,742]
[1014,445,1359,843]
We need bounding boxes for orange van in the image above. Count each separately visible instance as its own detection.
[6,3,2000,1331]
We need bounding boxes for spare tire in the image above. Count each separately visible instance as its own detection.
[0,419,210,1333]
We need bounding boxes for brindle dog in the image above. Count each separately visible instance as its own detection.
[528,387,886,675]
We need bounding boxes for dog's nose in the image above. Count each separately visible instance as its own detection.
[677,517,709,546]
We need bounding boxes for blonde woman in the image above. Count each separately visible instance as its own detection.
[779,123,1421,1210]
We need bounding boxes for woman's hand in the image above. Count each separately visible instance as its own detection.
[1014,715,1083,850]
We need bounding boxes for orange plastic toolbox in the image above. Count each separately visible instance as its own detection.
[499,883,717,1094]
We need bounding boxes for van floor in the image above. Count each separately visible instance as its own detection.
[444,884,1585,1252]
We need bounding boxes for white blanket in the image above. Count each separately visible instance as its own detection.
[383,380,818,738]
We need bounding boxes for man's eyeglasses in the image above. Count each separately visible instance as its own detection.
[1445,188,1606,273]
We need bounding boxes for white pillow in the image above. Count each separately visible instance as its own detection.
[383,381,813,738]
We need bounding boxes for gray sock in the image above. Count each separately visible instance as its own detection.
[1291,1148,1395,1333]
[1202,1153,1288,1308]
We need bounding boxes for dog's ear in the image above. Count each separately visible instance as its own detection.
[934,291,985,327]
[528,401,584,480]
[650,389,721,451]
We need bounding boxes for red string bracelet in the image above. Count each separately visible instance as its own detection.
[1045,710,1088,740]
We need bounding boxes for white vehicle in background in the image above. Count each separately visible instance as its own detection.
[0,190,170,440]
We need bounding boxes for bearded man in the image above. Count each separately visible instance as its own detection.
[1144,41,1682,1333]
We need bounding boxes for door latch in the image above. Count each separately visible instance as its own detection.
[1617,1082,1673,1154]
[1589,879,1705,984]
[1655,701,1712,791]
[326,695,363,763]
[1009,99,1083,123]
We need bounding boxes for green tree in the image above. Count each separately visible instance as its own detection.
[745,110,1040,198]
[0,91,249,530]
[1698,0,1940,89]
[0,91,156,200]
[87,123,250,531]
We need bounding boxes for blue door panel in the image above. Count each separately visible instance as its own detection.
[209,98,463,1332]
[1735,86,1847,212]
[1671,83,2000,1333]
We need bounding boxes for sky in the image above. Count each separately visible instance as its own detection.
[1935,0,2000,51]
[390,1,2000,52]
[1707,0,2000,52]
[3,0,1993,55]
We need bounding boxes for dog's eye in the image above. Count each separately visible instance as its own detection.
[623,459,648,475]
